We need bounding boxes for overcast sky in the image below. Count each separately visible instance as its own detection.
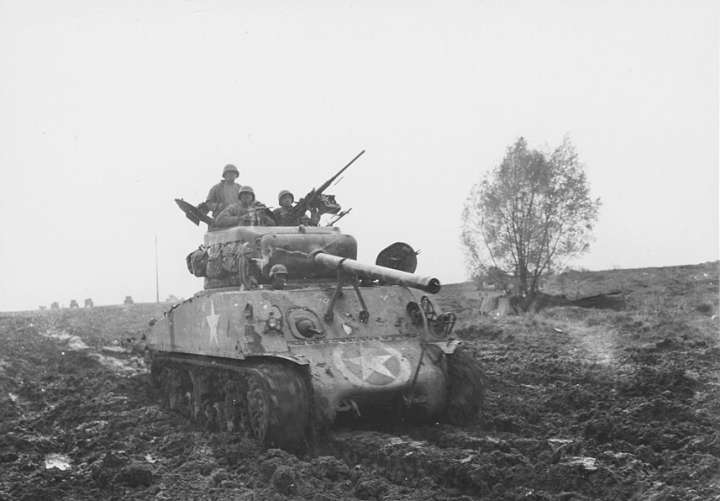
[0,0,717,311]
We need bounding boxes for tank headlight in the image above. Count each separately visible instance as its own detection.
[406,302,423,326]
[407,300,456,338]
[432,312,456,338]
[264,307,283,332]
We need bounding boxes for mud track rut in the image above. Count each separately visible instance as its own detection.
[324,427,514,497]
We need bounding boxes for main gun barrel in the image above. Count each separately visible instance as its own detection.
[312,251,441,294]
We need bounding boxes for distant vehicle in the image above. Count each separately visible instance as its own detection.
[84,298,94,308]
[124,296,134,305]
[69,299,79,308]
[147,152,484,452]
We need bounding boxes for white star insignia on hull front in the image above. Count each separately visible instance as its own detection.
[332,344,411,387]
[346,352,394,380]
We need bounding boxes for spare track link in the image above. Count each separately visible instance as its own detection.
[151,355,312,453]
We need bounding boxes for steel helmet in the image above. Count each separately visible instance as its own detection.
[239,185,255,200]
[222,164,239,176]
[278,190,294,203]
[269,264,288,278]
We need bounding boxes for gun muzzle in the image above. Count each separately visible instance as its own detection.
[313,251,441,294]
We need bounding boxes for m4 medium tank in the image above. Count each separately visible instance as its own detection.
[148,211,483,453]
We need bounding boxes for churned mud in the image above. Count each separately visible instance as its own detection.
[1,262,718,500]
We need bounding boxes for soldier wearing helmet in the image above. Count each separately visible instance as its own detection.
[272,190,298,226]
[272,190,319,226]
[214,186,275,228]
[268,264,288,290]
[201,164,241,218]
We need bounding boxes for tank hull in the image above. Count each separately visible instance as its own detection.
[148,285,457,443]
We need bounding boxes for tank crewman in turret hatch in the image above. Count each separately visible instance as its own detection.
[272,190,320,226]
[199,164,241,218]
[214,186,275,228]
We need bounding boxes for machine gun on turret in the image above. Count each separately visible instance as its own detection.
[175,198,214,226]
[327,208,352,227]
[289,150,365,222]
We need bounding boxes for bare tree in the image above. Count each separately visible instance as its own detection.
[462,136,600,297]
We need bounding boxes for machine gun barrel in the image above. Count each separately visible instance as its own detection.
[291,150,365,220]
[312,251,441,294]
[315,149,365,195]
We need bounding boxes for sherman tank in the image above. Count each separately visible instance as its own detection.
[147,153,483,452]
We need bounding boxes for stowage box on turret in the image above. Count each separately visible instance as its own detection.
[147,157,483,452]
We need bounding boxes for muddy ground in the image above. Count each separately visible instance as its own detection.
[1,262,718,500]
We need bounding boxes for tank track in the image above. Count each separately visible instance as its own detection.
[150,355,312,453]
[443,346,485,425]
[149,346,482,452]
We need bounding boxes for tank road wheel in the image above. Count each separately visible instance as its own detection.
[245,363,311,453]
[444,346,485,425]
[223,379,249,434]
[149,358,163,389]
[158,366,192,417]
[188,368,225,430]
[246,373,271,443]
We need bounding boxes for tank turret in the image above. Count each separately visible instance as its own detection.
[186,224,440,294]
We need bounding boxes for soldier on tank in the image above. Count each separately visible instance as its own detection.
[268,264,289,290]
[200,164,241,218]
[214,186,275,228]
[272,190,319,226]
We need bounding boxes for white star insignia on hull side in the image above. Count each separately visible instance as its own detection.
[206,301,220,345]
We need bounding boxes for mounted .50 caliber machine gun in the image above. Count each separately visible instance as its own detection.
[286,149,364,225]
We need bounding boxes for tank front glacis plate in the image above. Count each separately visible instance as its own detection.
[147,285,426,361]
[291,336,447,422]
